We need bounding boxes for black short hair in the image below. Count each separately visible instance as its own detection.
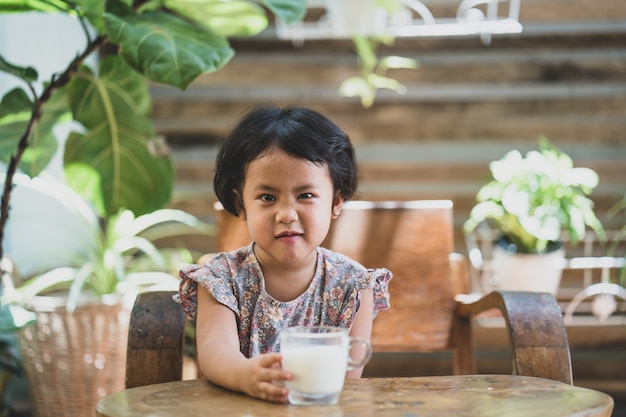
[214,105,358,216]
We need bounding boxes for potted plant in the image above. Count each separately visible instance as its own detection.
[463,137,605,295]
[0,171,213,417]
[0,2,307,416]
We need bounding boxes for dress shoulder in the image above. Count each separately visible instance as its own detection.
[318,247,392,317]
[174,247,254,320]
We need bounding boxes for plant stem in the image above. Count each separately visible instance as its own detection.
[0,34,108,272]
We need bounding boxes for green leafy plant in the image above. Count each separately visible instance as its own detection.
[0,1,307,321]
[0,171,214,318]
[1,170,214,308]
[337,0,418,108]
[464,137,605,254]
[340,34,418,108]
[0,0,305,222]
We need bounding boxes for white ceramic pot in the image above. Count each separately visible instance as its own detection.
[489,246,566,296]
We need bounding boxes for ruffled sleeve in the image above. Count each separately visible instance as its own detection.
[173,264,200,320]
[174,256,241,320]
[368,268,392,317]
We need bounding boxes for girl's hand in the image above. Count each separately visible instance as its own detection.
[195,289,291,403]
[238,353,293,403]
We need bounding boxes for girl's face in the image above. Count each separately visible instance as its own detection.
[238,148,343,270]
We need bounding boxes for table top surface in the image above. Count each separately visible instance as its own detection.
[96,374,614,417]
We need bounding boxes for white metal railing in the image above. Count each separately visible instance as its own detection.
[275,0,523,44]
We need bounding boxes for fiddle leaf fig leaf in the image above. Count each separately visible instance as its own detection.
[0,0,70,13]
[0,87,32,118]
[104,5,234,90]
[136,0,165,13]
[0,89,33,168]
[164,0,269,37]
[0,88,68,177]
[64,56,174,218]
[260,0,307,24]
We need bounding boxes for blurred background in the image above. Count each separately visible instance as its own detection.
[1,0,625,415]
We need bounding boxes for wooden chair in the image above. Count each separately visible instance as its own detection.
[126,200,573,389]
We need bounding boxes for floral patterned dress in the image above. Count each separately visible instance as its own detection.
[175,243,392,358]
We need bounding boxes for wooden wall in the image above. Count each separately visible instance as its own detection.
[156,0,626,259]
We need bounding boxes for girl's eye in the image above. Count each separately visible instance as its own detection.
[298,193,315,199]
[259,194,275,202]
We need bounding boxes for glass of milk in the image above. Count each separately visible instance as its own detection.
[280,326,372,406]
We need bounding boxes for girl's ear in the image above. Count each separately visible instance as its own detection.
[331,193,344,219]
[233,189,246,220]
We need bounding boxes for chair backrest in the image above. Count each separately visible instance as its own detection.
[214,200,466,352]
[126,290,186,388]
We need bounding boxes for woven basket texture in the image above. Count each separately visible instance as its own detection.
[17,296,130,417]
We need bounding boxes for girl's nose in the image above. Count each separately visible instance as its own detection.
[276,203,298,224]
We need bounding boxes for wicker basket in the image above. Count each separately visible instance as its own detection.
[17,294,131,417]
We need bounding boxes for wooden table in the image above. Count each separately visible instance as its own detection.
[96,374,614,417]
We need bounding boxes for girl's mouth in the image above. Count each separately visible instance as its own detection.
[276,231,302,240]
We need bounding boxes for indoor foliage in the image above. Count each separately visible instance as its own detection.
[0,0,306,321]
[464,137,605,254]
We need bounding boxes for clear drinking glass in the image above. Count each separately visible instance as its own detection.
[280,326,372,406]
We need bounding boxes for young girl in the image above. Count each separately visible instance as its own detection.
[176,105,392,403]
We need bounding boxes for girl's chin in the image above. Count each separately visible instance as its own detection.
[261,246,316,265]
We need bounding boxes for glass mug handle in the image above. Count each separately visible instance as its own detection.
[346,337,373,370]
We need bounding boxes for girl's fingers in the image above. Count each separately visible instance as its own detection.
[258,352,282,366]
[259,381,289,403]
[256,354,293,381]
[246,353,293,403]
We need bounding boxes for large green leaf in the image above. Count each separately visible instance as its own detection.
[260,0,307,24]
[0,0,71,12]
[0,88,68,177]
[164,0,268,37]
[24,91,71,176]
[104,5,234,90]
[64,56,174,218]
[0,87,32,118]
[0,90,37,168]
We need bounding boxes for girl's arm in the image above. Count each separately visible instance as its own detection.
[346,288,374,379]
[195,287,292,403]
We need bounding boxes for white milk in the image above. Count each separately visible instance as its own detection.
[282,344,348,394]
